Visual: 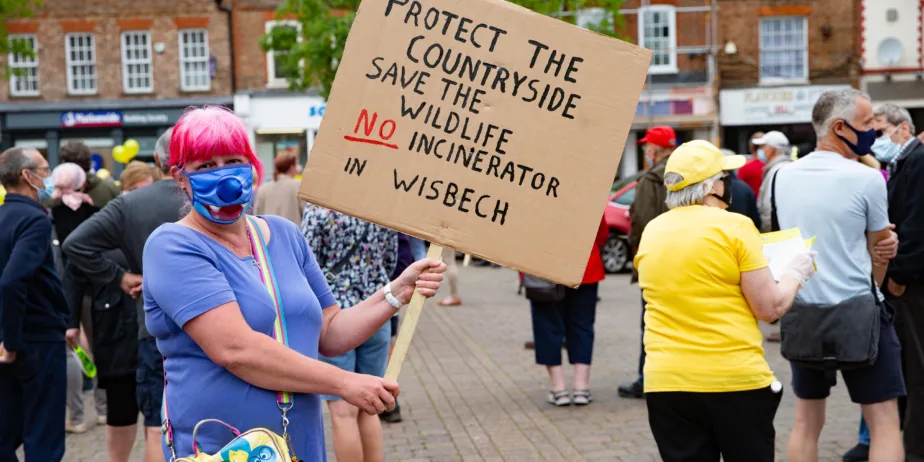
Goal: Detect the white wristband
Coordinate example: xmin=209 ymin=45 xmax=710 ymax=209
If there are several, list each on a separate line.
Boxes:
xmin=384 ymin=283 xmax=403 ymax=309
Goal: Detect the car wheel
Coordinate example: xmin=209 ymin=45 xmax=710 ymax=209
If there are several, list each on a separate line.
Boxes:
xmin=601 ymin=234 xmax=629 ymax=274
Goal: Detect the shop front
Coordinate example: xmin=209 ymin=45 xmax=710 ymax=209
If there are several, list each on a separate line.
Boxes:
xmin=0 ymin=97 xmax=231 ymax=176
xmin=233 ymin=92 xmax=326 ymax=182
xmin=719 ymin=84 xmax=852 ymax=155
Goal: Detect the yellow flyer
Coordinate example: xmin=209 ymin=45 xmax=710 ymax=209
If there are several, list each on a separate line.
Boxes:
xmin=760 ymin=228 xmax=816 ymax=280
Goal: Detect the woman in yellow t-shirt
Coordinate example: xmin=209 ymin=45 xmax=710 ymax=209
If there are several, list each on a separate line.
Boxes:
xmin=635 ymin=140 xmax=817 ymax=462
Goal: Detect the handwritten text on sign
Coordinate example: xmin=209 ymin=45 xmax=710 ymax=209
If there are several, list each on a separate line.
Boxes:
xmin=300 ymin=0 xmax=651 ymax=286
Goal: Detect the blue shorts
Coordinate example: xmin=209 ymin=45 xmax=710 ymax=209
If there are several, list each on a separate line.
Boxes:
xmin=790 ymin=303 xmax=906 ymax=405
xmin=320 ymin=322 xmax=391 ymax=401
xmin=136 ymin=337 xmax=164 ymax=427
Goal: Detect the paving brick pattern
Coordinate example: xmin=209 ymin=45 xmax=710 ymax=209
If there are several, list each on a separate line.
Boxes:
xmin=54 ymin=266 xmax=860 ymax=461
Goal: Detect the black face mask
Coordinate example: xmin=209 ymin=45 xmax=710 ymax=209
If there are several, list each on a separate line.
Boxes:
xmin=711 ymin=175 xmax=733 ymax=207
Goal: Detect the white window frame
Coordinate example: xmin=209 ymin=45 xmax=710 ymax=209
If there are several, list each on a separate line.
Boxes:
xmin=576 ymin=8 xmax=607 ymax=30
xmin=265 ymin=20 xmax=302 ymax=89
xmin=178 ymin=29 xmax=210 ymax=92
xmin=8 ymin=34 xmax=39 ymax=97
xmin=759 ymin=16 xmax=809 ymax=85
xmin=65 ymin=33 xmax=97 ymax=95
xmin=638 ymin=5 xmax=678 ymax=75
xmin=121 ymin=31 xmax=153 ymax=94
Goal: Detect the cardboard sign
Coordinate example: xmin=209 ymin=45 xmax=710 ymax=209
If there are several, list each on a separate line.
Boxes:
xmin=299 ymin=0 xmax=651 ymax=286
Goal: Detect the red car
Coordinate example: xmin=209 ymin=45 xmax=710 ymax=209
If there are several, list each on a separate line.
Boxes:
xmin=601 ymin=176 xmax=639 ymax=273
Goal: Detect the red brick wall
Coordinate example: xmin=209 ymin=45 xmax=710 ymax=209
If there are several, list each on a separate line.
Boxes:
xmin=0 ymin=0 xmax=233 ymax=102
xmin=717 ymin=0 xmax=860 ymax=88
xmin=618 ymin=0 xmax=713 ymax=74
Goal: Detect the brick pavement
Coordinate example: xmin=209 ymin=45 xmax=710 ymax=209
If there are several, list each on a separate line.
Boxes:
xmin=54 ymin=266 xmax=860 ymax=461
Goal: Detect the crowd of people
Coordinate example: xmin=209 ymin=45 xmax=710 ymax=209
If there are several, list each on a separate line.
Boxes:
xmin=1 ymin=88 xmax=923 ymax=462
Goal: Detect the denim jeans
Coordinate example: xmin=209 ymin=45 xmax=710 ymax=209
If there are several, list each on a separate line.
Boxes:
xmin=530 ymin=284 xmax=597 ymax=366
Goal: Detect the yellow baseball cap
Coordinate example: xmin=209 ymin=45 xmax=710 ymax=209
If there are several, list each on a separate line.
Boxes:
xmin=664 ymin=140 xmax=747 ymax=191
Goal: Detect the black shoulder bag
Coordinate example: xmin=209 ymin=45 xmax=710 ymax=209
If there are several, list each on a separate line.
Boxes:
xmin=323 ymin=224 xmax=375 ymax=284
xmin=521 ymin=274 xmax=566 ymax=302
xmin=771 ymin=171 xmax=882 ymax=386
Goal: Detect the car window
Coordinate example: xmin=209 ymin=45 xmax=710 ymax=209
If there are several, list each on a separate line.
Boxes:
xmin=612 ymin=187 xmax=636 ymax=206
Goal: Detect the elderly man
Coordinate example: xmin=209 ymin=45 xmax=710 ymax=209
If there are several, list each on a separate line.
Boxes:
xmin=775 ymin=89 xmax=905 ymax=462
xmin=0 ymin=147 xmax=69 ymax=462
xmin=619 ymin=125 xmax=676 ymax=399
xmin=63 ymin=130 xmax=183 ymax=462
xmin=753 ymin=131 xmax=792 ymax=233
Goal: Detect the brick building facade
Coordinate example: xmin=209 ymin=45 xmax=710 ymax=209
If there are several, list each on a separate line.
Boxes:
xmin=0 ymin=0 xmax=234 ymax=172
xmin=716 ymin=0 xmax=861 ymax=153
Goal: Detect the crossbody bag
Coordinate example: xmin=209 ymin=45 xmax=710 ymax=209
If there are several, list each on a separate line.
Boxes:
xmin=323 ymin=223 xmax=374 ymax=284
xmin=770 ymin=171 xmax=881 ymax=386
xmin=164 ymin=217 xmax=299 ymax=462
xmin=521 ymin=273 xmax=566 ymax=302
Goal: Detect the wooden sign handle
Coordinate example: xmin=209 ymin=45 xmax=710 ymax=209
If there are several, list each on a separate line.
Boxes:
xmin=384 ymin=243 xmax=444 ymax=382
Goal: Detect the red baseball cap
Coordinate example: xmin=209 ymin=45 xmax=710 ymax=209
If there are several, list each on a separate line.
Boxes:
xmin=638 ymin=126 xmax=677 ymax=149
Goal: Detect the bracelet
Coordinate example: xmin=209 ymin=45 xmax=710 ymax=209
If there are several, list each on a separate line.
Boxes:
xmin=384 ymin=283 xmax=403 ymax=309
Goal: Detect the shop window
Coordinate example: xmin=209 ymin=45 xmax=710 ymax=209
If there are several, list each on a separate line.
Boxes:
xmin=638 ymin=5 xmax=677 ymax=75
xmin=759 ymin=16 xmax=808 ymax=84
xmin=8 ymin=34 xmax=39 ymax=97
xmin=265 ymin=20 xmax=302 ymax=89
xmin=66 ymin=33 xmax=97 ymax=95
xmin=179 ymin=29 xmax=210 ymax=91
xmin=121 ymin=31 xmax=153 ymax=94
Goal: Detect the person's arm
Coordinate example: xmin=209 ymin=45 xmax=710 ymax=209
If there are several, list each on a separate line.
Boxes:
xmin=319 ymin=259 xmax=444 ymax=357
xmin=734 ymin=221 xmax=815 ymax=322
xmin=62 ymin=197 xmax=128 ymax=287
xmin=0 ymin=215 xmax=53 ymax=352
xmin=861 ymin=175 xmax=895 ymax=286
xmin=144 ymin=229 xmax=400 ymax=414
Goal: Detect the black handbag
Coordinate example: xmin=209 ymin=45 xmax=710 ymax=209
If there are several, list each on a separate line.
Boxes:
xmin=522 ymin=274 xmax=566 ymax=302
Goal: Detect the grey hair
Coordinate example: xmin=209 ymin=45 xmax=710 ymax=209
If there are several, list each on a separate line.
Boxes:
xmin=664 ymin=172 xmax=723 ymax=209
xmin=812 ymin=88 xmax=871 ymax=139
xmin=873 ymin=103 xmax=916 ymax=134
xmin=154 ymin=128 xmax=173 ymax=175
xmin=0 ymin=147 xmax=39 ymax=189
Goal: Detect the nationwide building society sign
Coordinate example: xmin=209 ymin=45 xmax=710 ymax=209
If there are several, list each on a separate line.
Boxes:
xmin=719 ymin=85 xmax=851 ymax=126
xmin=61 ymin=111 xmax=123 ymax=128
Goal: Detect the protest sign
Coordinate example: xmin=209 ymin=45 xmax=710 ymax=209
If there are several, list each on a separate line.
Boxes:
xmin=299 ymin=0 xmax=652 ymax=287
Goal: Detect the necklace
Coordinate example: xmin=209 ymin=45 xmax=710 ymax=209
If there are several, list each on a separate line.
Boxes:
xmin=199 ymin=226 xmax=257 ymax=266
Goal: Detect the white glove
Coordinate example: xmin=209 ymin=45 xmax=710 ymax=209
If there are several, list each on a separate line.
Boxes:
xmin=781 ymin=250 xmax=817 ymax=286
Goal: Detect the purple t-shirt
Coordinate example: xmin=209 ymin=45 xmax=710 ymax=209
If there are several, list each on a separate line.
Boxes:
xmin=143 ymin=215 xmax=336 ymax=462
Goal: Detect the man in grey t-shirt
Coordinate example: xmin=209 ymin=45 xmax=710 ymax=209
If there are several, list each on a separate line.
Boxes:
xmin=774 ymin=89 xmax=905 ymax=461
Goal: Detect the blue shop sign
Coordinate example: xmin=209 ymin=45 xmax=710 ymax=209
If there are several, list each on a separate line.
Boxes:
xmin=61 ymin=111 xmax=123 ymax=128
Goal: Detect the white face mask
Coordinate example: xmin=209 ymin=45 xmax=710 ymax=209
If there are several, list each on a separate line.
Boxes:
xmin=871 ymin=126 xmax=901 ymax=164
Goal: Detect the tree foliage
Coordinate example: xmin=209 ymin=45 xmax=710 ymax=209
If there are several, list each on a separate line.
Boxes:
xmin=262 ymin=0 xmax=625 ymax=99
xmin=1 ymin=0 xmax=41 ymax=76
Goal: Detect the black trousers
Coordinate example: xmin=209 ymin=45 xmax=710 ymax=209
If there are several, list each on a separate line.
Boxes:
xmin=0 ymin=341 xmax=67 ymax=462
xmin=892 ymin=284 xmax=924 ymax=460
xmin=647 ymin=386 xmax=782 ymax=462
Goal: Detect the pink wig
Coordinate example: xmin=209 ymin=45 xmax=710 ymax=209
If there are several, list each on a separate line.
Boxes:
xmin=169 ymin=106 xmax=264 ymax=184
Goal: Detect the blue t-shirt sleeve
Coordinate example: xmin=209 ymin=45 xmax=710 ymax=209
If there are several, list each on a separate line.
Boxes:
xmin=291 ymin=223 xmax=337 ymax=309
xmin=863 ymin=174 xmax=890 ymax=232
xmin=143 ymin=227 xmax=237 ymax=328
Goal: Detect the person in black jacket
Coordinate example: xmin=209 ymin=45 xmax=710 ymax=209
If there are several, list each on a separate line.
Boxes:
xmin=63 ymin=129 xmax=184 ymax=462
xmin=0 ymin=147 xmax=69 ymax=462
xmin=721 ymin=149 xmax=761 ymax=230
xmin=865 ymin=103 xmax=924 ymax=461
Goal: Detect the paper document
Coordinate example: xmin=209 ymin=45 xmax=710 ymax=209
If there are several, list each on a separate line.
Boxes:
xmin=760 ymin=228 xmax=816 ymax=281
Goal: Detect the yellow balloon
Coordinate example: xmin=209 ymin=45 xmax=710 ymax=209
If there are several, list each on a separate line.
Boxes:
xmin=112 ymin=145 xmax=128 ymax=164
xmin=96 ymin=168 xmax=111 ymax=180
xmin=123 ymin=139 xmax=140 ymax=158
xmin=0 ymin=185 xmax=6 ymax=206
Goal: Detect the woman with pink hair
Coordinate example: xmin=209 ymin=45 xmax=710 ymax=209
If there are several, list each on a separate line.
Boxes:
xmin=142 ymin=106 xmax=447 ymax=462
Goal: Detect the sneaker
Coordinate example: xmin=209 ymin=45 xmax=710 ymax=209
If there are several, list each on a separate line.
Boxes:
xmin=842 ymin=443 xmax=869 ymax=462
xmin=617 ymin=380 xmax=645 ymax=399
xmin=547 ymin=390 xmax=571 ymax=406
xmin=379 ymin=401 xmax=402 ymax=423
xmin=572 ymin=390 xmax=593 ymax=405
xmin=66 ymin=421 xmax=88 ymax=434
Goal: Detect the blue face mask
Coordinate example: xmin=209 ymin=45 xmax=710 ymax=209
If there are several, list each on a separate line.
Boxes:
xmin=29 ymin=170 xmax=55 ymax=202
xmin=183 ymin=164 xmax=254 ymax=225
xmin=757 ymin=148 xmax=767 ymax=163
xmin=871 ymin=133 xmax=901 ymax=164
xmin=837 ymin=120 xmax=878 ymax=156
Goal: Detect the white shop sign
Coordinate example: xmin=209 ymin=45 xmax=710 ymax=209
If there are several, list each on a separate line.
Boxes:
xmin=720 ymin=85 xmax=852 ymax=126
